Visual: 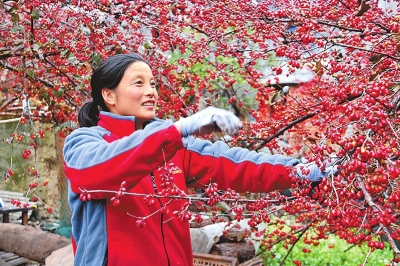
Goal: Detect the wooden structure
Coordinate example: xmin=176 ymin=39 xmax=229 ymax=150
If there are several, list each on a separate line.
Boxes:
xmin=0 ymin=190 xmax=34 ymax=226
xmin=0 ymin=206 xmax=35 ymax=226
xmin=0 ymin=251 xmax=30 ymax=266
xmin=193 ymin=252 xmax=239 ymax=266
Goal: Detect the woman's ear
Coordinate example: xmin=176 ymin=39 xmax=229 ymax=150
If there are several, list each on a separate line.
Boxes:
xmin=102 ymin=88 xmax=116 ymax=106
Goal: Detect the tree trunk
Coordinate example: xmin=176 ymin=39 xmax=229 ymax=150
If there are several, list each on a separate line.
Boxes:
xmin=211 ymin=242 xmax=255 ymax=263
xmin=55 ymin=133 xmax=71 ymax=227
xmin=0 ymin=223 xmax=70 ymax=263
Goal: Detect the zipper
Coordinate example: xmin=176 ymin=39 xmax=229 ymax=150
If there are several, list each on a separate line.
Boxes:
xmin=151 ymin=172 xmax=170 ymax=266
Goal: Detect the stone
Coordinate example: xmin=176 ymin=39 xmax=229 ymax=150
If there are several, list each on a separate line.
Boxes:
xmin=45 ymin=244 xmax=73 ymax=266
xmin=0 ymin=223 xmax=70 ymax=263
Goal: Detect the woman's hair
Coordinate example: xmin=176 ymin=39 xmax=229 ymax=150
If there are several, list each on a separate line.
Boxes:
xmin=78 ymin=53 xmax=150 ymax=127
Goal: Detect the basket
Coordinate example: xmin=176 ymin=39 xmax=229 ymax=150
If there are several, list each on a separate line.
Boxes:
xmin=193 ymin=252 xmax=239 ymax=266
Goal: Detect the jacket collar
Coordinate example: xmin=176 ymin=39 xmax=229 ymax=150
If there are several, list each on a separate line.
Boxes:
xmin=97 ymin=111 xmax=137 ymax=138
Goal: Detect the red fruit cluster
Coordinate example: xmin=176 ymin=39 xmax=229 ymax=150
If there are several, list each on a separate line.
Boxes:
xmin=11 ymin=199 xmax=22 ymax=207
xmin=6 ymin=169 xmax=14 ymax=177
xmin=372 ymin=209 xmax=397 ymax=227
xmin=173 ymin=202 xmax=192 ymax=223
xmin=205 ymin=183 xmax=221 ymax=206
xmin=42 ymin=179 xmax=49 ymax=186
xmin=367 ymin=241 xmax=385 ymax=250
xmin=232 ymin=206 xmax=244 ymax=221
xmin=27 ymin=167 xmax=38 ymax=176
xmin=110 ymin=181 xmax=127 ymax=206
xmin=21 ymin=149 xmax=32 ymax=159
xmin=136 ymin=219 xmax=146 ymax=228
xmin=247 ymin=211 xmax=270 ymax=227
xmin=365 ymin=174 xmax=388 ymax=194
xmin=16 ymin=134 xmax=24 ymax=142
xmin=158 ymin=164 xmax=185 ymax=197
xmin=143 ymin=195 xmax=155 ymax=207
xmin=193 ymin=213 xmax=203 ymax=224
xmin=79 ymin=191 xmax=92 ymax=202
xmin=2 ymin=0 xmax=400 ymax=260
xmin=28 ymin=182 xmax=39 ymax=189
xmin=38 ymin=130 xmax=45 ymax=138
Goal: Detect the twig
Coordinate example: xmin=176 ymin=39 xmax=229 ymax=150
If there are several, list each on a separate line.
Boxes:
xmin=362 ymin=248 xmax=372 ymax=266
xmin=81 ymin=188 xmax=296 ymax=204
xmin=357 ymin=176 xmax=400 ymax=258
xmin=279 ymin=221 xmax=312 ymax=266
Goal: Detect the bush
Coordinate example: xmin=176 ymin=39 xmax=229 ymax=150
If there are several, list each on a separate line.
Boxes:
xmin=260 ymin=229 xmax=394 ymax=266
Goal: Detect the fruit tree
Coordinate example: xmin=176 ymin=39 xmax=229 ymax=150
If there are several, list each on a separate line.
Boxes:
xmin=1 ymin=0 xmax=400 ymax=263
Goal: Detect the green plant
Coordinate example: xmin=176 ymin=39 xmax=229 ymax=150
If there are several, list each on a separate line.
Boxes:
xmin=260 ymin=227 xmax=394 ymax=266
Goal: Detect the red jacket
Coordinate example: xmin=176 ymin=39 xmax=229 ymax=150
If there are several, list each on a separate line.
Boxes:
xmin=63 ymin=112 xmax=299 ymax=266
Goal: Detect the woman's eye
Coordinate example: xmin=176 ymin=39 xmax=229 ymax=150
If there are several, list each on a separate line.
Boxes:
xmin=133 ymin=81 xmax=143 ymax=85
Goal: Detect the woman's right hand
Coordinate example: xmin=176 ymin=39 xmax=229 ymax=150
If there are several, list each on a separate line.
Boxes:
xmin=176 ymin=106 xmax=242 ymax=137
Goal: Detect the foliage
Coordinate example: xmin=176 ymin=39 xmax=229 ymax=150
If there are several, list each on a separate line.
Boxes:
xmin=168 ymin=49 xmax=258 ymax=117
xmin=0 ymin=118 xmax=54 ymax=214
xmin=262 ymin=231 xmax=393 ymax=266
xmin=256 ymin=215 xmax=394 ymax=265
xmin=1 ymin=0 xmax=400 ymax=262
xmin=0 ymin=120 xmax=31 ymax=191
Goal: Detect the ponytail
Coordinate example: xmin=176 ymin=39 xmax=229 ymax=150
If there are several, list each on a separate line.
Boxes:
xmin=78 ymin=100 xmax=100 ymax=127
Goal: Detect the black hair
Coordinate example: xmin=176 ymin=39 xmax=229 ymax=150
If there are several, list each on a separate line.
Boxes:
xmin=78 ymin=53 xmax=150 ymax=127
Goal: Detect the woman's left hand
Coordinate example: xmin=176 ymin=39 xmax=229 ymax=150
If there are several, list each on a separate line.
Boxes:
xmin=295 ymin=159 xmax=338 ymax=182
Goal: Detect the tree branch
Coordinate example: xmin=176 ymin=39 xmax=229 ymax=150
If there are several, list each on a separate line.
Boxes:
xmin=0 ymin=96 xmax=18 ymax=112
xmin=279 ymin=220 xmax=312 ymax=266
xmin=330 ymin=40 xmax=400 ymax=61
xmin=356 ymin=176 xmax=400 ymax=258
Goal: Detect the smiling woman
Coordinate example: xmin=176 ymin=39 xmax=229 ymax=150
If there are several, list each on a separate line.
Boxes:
xmin=78 ymin=54 xmax=157 ymax=129
xmin=100 ymin=61 xmax=158 ymax=129
xmin=63 ymin=53 xmax=334 ymax=266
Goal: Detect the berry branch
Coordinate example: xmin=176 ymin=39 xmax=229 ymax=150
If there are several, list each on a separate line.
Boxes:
xmin=357 ymin=175 xmax=400 ymax=257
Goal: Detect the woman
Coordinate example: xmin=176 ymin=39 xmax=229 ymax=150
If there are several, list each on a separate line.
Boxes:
xmin=63 ymin=53 xmax=334 ymax=265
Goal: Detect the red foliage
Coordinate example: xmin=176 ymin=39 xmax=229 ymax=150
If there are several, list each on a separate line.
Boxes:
xmin=1 ymin=0 xmax=400 ymax=262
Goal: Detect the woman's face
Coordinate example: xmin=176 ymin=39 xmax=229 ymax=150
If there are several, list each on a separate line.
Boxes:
xmin=103 ymin=61 xmax=158 ymax=129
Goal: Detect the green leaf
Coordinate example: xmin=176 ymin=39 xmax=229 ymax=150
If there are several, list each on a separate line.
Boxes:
xmin=58 ymin=121 xmax=78 ymax=131
xmin=268 ymin=91 xmax=284 ymax=105
xmin=53 ymin=88 xmax=64 ymax=97
xmin=60 ymin=49 xmax=70 ymax=57
xmin=31 ymin=9 xmax=40 ymax=20
xmin=143 ymin=42 xmax=151 ymax=49
xmin=11 ymin=13 xmax=19 ymax=23
xmin=90 ymin=52 xmax=103 ymax=68
xmin=40 ymin=92 xmax=49 ymax=100
xmin=27 ymin=70 xmax=35 ymax=79
xmin=67 ymin=54 xmax=80 ymax=65
xmin=115 ymin=46 xmax=123 ymax=54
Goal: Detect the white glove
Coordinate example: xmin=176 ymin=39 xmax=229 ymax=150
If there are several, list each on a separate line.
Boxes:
xmin=179 ymin=106 xmax=242 ymax=137
xmin=295 ymin=159 xmax=338 ymax=182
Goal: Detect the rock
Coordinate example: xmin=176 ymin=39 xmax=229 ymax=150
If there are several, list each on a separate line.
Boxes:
xmin=45 ymin=244 xmax=74 ymax=266
xmin=219 ymin=226 xmax=246 ymax=243
xmin=190 ymin=222 xmax=228 ymax=253
xmin=211 ymin=242 xmax=255 ymax=263
xmin=0 ymin=223 xmax=70 ymax=263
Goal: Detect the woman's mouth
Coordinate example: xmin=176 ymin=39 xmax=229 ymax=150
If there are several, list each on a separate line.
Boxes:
xmin=142 ymin=101 xmax=155 ymax=107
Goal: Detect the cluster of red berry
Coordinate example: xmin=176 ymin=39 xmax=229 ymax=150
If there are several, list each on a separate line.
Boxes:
xmin=21 ymin=149 xmax=32 ymax=159
xmin=110 ymin=181 xmax=127 ymax=206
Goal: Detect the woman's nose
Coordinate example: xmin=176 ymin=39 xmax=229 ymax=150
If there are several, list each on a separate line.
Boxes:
xmin=145 ymin=90 xmax=155 ymax=97
xmin=145 ymin=85 xmax=157 ymax=97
